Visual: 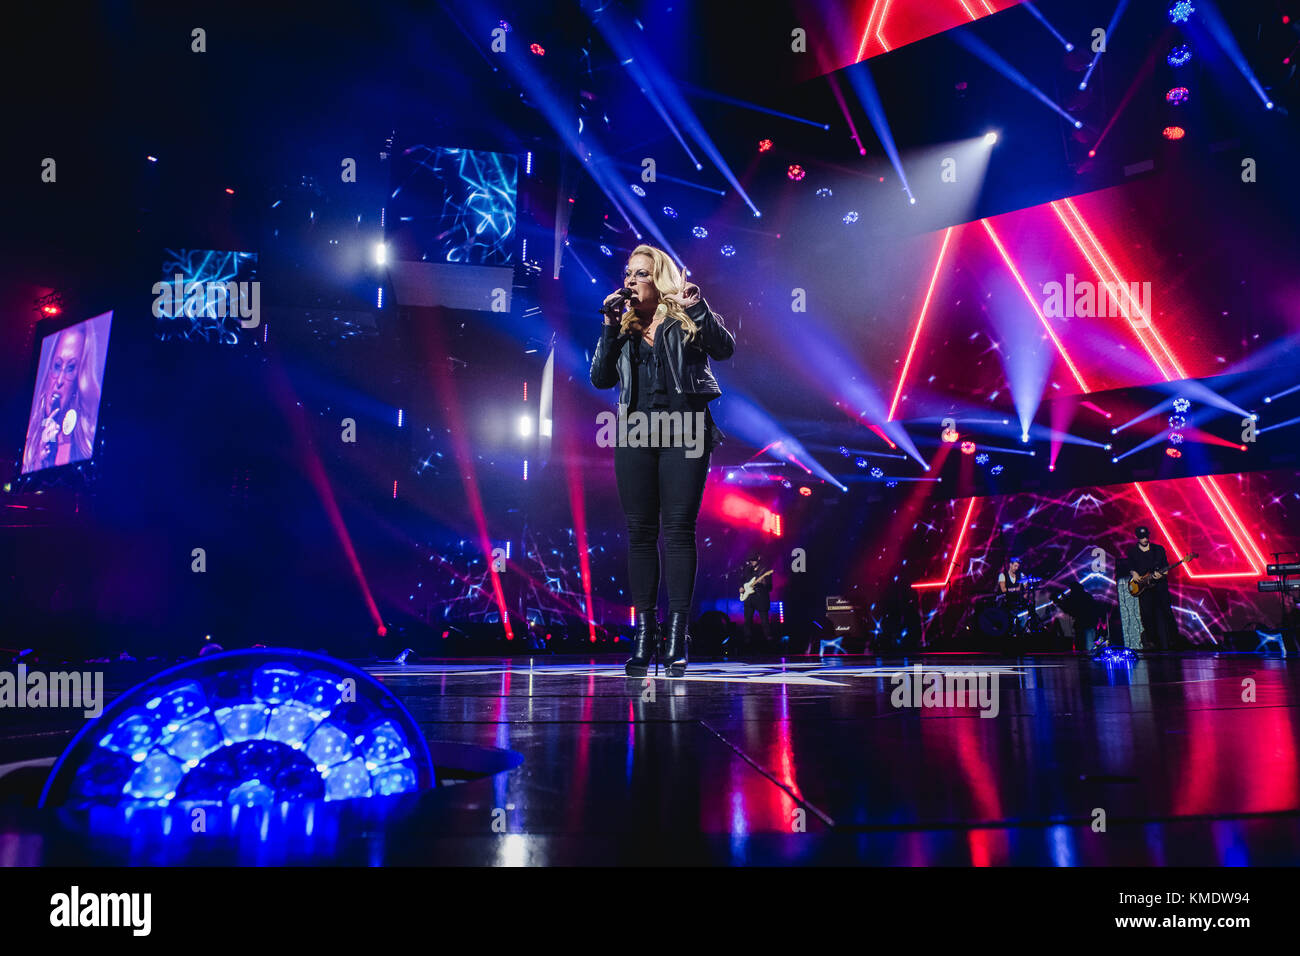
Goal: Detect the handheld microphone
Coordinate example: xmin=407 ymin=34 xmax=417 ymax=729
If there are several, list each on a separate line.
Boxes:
xmin=598 ymin=287 xmax=636 ymax=316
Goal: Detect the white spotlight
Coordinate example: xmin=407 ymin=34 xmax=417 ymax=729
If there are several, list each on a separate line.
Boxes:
xmin=375 ymin=242 xmax=389 ymax=266
xmin=984 ymin=131 xmax=999 ymax=145
xmin=518 ymin=415 xmax=533 ymax=438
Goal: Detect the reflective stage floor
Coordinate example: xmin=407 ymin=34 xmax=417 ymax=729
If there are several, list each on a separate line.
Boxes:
xmin=4 ymin=652 xmax=1300 ymax=865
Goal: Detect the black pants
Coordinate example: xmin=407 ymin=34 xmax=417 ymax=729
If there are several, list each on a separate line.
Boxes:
xmin=1138 ymin=588 xmax=1177 ymax=649
xmin=614 ymin=433 xmax=712 ymax=614
xmin=743 ymin=596 xmax=770 ymax=641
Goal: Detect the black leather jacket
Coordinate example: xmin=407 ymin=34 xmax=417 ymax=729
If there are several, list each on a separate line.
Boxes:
xmin=590 ymin=298 xmax=735 ymax=443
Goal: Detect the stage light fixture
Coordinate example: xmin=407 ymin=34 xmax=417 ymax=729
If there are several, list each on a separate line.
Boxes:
xmin=1172 ymin=398 xmax=1190 ymax=413
xmin=530 ymin=42 xmax=545 ymax=55
xmin=40 ymin=649 xmax=435 ymax=814
xmin=35 ymin=292 xmax=63 ymax=317
xmin=1168 ymin=45 xmax=1192 ymax=66
xmin=692 ymin=226 xmax=708 ymax=238
xmin=1168 ymin=2 xmax=1194 ymax=24
xmin=983 ymin=131 xmax=998 ymax=145
xmin=721 ymin=245 xmax=735 ymax=257
xmin=838 ymin=445 xmax=850 ymax=456
xmin=1088 ymin=149 xmax=1097 ymax=157
xmin=816 ymin=187 xmax=833 ymax=198
xmin=856 ymin=457 xmax=868 ymax=468
xmin=961 ymin=441 xmax=976 ymax=455
xmin=870 ymin=466 xmax=884 ymax=478
xmin=1166 ymin=447 xmax=1182 ymax=458
xmin=518 ymin=415 xmax=533 ymax=437
xmin=374 ymin=242 xmax=388 ymax=266
xmin=975 ymin=453 xmax=989 ymax=465
xmin=1166 ymin=87 xmax=1190 ymax=104
xmin=599 ymin=245 xmax=612 ymax=256
xmin=1163 ymin=126 xmax=1186 ymax=140
xmin=787 ymin=165 xmax=805 ymax=181
xmin=843 ymin=211 xmax=859 ymax=224
xmin=758 ymin=139 xmax=773 ymax=152
xmin=662 ymin=206 xmax=677 ymax=218
xmin=799 ymin=486 xmax=811 ymax=496
xmin=782 ymin=479 xmax=792 ymax=489
xmin=631 ymin=184 xmax=646 ymax=197
xmin=1168 ymin=414 xmax=1187 ymax=430
xmin=991 ymin=465 xmax=1004 ymax=475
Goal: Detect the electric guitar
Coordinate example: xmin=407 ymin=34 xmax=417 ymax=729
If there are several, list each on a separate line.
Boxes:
xmin=1128 ymin=552 xmax=1197 ymax=595
xmin=739 ymin=569 xmax=773 ymax=601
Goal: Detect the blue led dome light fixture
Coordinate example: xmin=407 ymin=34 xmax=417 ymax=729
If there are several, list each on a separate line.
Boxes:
xmin=40 ymin=648 xmax=436 ymax=813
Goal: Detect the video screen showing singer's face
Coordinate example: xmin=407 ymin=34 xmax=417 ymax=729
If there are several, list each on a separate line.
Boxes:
xmin=21 ymin=312 xmax=113 ymax=475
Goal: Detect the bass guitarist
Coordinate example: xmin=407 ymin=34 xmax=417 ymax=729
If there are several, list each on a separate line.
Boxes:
xmin=1126 ymin=525 xmax=1179 ymax=650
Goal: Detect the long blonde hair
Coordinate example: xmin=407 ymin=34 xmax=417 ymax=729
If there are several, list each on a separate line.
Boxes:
xmin=618 ymin=244 xmax=700 ymax=341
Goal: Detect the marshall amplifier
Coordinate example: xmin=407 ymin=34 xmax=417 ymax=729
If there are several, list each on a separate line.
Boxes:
xmin=825 ymin=596 xmax=867 ymax=652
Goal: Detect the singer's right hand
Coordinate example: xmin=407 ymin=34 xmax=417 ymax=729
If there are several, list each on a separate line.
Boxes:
xmin=40 ymin=417 xmax=59 ymax=455
xmin=601 ymin=290 xmax=630 ymax=325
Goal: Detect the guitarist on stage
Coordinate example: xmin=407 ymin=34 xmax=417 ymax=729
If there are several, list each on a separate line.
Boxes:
xmin=1126 ymin=525 xmax=1179 ymax=650
xmin=738 ymin=552 xmax=774 ymax=648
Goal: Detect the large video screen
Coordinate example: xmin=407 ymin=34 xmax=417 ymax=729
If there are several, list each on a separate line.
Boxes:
xmin=156 ymin=248 xmax=260 ymax=344
xmin=388 ymin=145 xmax=518 ymax=265
xmin=21 ymin=311 xmax=113 ymax=475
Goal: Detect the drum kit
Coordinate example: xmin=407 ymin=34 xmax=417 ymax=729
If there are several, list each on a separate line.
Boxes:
xmin=974 ymin=576 xmax=1048 ymax=640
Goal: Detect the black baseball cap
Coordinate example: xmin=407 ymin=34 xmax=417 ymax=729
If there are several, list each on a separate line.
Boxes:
xmin=1136 ymin=526 xmax=1151 ymax=539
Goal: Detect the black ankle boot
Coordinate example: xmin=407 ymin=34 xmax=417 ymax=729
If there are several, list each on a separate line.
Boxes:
xmin=625 ymin=611 xmax=661 ymax=676
xmin=663 ymin=611 xmax=689 ymax=677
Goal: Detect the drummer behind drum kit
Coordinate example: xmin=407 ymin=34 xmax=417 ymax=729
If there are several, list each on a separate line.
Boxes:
xmin=974 ymin=576 xmax=1048 ymax=640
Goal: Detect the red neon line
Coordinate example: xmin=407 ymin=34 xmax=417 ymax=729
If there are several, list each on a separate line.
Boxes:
xmin=912 ymin=497 xmax=979 ymax=589
xmin=1199 ymin=475 xmax=1267 ymax=572
xmin=981 ymin=218 xmax=1091 ymax=392
xmin=888 ymin=226 xmax=954 ymax=420
xmin=1058 ymin=198 xmax=1187 ymax=378
xmin=1133 ymin=483 xmax=1260 ymax=580
xmin=1050 ymin=202 xmax=1175 ymax=379
xmin=876 ymin=0 xmax=895 ymax=51
xmin=1058 ymin=199 xmax=1269 ymax=579
xmin=856 ymin=0 xmax=885 ymax=62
